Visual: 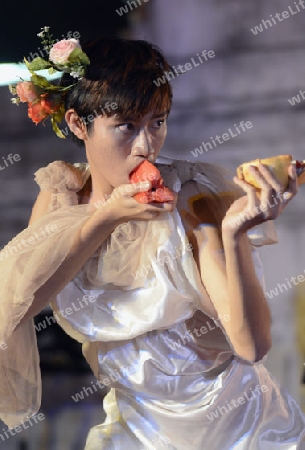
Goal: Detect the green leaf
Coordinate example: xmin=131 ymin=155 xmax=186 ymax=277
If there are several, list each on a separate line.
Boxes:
xmin=51 ymin=116 xmax=66 ymax=139
xmin=26 ymin=57 xmax=52 ymax=71
xmin=53 ymin=104 xmax=65 ymax=123
xmin=30 ymin=74 xmax=65 ymax=92
xmin=48 ymin=67 xmax=59 ymax=75
xmin=23 ymin=58 xmax=31 ymax=69
xmin=68 ymin=47 xmax=90 ymax=66
xmin=30 ymin=74 xmax=53 ymax=89
xmin=8 ymin=84 xmax=17 ymax=95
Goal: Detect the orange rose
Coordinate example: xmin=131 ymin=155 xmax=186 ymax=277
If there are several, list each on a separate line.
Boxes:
xmin=28 ymin=102 xmax=49 ymax=124
xmin=16 ymin=82 xmax=38 ymax=103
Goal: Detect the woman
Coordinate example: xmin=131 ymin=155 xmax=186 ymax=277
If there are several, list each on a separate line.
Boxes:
xmin=1 ymin=33 xmax=305 ymax=449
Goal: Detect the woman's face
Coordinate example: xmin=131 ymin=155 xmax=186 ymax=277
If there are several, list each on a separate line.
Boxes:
xmin=83 ymin=110 xmax=168 ymax=200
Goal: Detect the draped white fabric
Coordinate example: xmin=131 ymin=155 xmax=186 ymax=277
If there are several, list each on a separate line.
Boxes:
xmin=0 ymin=158 xmax=304 ymax=449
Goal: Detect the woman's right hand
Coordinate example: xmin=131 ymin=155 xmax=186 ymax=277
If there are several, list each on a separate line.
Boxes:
xmin=93 ymin=181 xmax=177 ymax=225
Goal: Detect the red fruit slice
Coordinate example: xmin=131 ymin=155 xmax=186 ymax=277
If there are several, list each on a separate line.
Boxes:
xmin=130 ymin=160 xmax=162 ymax=188
xmin=130 ymin=160 xmax=174 ymax=203
xmin=152 ymin=187 xmax=174 ymax=202
xmin=133 ymin=192 xmax=151 ymax=204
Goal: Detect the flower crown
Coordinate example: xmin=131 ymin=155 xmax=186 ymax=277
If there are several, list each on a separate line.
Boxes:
xmin=9 ymin=26 xmax=90 ymax=138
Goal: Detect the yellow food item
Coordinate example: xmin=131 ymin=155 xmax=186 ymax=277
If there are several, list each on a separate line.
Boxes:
xmin=236 ymin=155 xmax=293 ymax=189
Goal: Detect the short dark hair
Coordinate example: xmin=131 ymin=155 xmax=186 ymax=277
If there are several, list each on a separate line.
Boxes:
xmin=61 ymin=36 xmax=173 ymax=145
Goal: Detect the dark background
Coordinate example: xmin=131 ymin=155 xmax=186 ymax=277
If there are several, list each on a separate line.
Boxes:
xmin=0 ymin=1 xmax=128 ymax=62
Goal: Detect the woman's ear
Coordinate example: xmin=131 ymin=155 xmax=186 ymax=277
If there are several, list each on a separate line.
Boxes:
xmin=65 ymin=109 xmax=88 ymax=141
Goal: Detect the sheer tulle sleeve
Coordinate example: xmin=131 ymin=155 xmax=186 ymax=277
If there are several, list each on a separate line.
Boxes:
xmin=0 ymin=161 xmax=91 ymax=428
xmin=34 ymin=160 xmax=84 ymax=211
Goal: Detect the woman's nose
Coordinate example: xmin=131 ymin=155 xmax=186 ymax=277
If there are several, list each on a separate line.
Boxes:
xmin=131 ymin=130 xmax=151 ymax=157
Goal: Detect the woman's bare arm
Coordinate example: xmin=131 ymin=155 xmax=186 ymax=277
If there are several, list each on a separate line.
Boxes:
xmin=177 ymin=182 xmax=271 ymax=363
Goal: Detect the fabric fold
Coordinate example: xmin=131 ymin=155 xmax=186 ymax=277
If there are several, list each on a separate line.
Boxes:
xmin=52 ymin=209 xmax=217 ymax=344
xmin=0 ymin=205 xmax=92 ymax=427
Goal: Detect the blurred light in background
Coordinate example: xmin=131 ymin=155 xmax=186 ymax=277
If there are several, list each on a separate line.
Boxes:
xmin=0 ymin=64 xmax=60 ymax=86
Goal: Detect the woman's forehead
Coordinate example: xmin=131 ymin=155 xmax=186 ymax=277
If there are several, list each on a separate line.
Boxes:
xmin=111 ymin=110 xmax=170 ymax=122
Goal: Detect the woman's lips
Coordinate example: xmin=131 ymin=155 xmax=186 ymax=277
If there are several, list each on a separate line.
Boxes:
xmin=130 ymin=160 xmax=147 ymax=177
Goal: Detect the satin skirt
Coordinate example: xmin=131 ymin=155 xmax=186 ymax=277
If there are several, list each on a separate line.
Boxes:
xmin=84 ymin=353 xmax=305 ymax=449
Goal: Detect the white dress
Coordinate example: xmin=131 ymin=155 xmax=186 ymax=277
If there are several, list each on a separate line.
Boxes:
xmin=0 ymin=157 xmax=304 ymax=449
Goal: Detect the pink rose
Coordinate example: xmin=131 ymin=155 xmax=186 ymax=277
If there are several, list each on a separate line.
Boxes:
xmin=49 ymin=39 xmax=81 ymax=65
xmin=16 ymin=81 xmax=38 ymax=103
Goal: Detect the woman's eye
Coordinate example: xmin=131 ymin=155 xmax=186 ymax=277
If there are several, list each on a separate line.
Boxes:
xmin=117 ymin=123 xmax=135 ymax=132
xmin=153 ymin=119 xmax=166 ymax=129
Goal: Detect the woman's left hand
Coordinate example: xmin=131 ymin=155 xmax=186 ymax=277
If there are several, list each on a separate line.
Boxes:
xmin=222 ymin=163 xmax=298 ymax=236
